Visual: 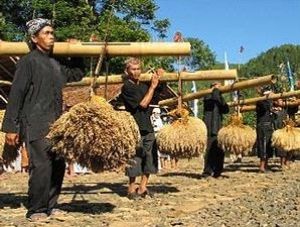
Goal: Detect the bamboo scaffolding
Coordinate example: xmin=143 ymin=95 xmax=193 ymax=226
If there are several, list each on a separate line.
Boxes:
xmin=159 ymin=75 xmax=276 ymax=107
xmin=228 ymin=90 xmax=300 ymax=107
xmin=0 ymin=41 xmax=191 ymax=56
xmin=67 ymin=69 xmax=237 ymax=86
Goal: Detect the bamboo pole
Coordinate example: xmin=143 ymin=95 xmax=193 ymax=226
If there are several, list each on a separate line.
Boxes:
xmin=0 ymin=41 xmax=191 ymax=56
xmin=238 ymin=105 xmax=256 ymax=112
xmin=0 ymin=69 xmax=237 ymax=87
xmin=237 ymin=100 xmax=300 ymax=113
xmin=67 ymin=69 xmax=237 ymax=87
xmin=159 ymin=75 xmax=276 ymax=107
xmin=228 ymin=90 xmax=300 ymax=107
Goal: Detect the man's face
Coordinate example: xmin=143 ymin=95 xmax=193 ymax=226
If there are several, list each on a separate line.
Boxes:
xmin=212 ymin=82 xmax=221 ymax=89
xmin=31 ymin=25 xmax=55 ymax=52
xmin=126 ymin=63 xmax=141 ymax=80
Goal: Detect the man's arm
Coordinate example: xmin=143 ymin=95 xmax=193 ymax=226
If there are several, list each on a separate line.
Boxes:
xmin=139 ymin=69 xmax=163 ymax=108
xmin=2 ymin=58 xmax=32 ymax=146
xmin=59 ymin=57 xmax=85 ymax=83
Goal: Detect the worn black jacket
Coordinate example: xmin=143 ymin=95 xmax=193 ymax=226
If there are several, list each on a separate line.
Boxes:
xmin=203 ymin=88 xmax=229 ymax=137
xmin=1 ymin=49 xmax=84 ymax=141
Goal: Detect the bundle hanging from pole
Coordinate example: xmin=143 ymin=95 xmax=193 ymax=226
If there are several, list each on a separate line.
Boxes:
xmin=156 ymin=108 xmax=207 ymax=159
xmin=0 ymin=110 xmax=19 ymax=167
xmin=47 ymin=96 xmax=140 ymax=172
xmin=217 ymin=114 xmax=256 ymax=155
xmin=271 ymin=119 xmax=300 ymax=153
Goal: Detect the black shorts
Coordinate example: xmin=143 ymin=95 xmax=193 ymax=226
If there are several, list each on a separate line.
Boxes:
xmin=126 ymin=132 xmax=158 ymax=177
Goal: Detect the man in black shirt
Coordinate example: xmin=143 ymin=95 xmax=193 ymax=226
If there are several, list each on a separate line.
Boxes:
xmin=202 ymin=82 xmax=229 ymax=178
xmin=1 ymin=18 xmax=84 ymax=221
xmin=121 ymin=58 xmax=162 ymax=199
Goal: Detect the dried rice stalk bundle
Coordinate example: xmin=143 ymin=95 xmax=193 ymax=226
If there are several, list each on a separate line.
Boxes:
xmin=156 ymin=108 xmax=207 ymax=159
xmin=272 ymin=119 xmax=300 ymax=152
xmin=47 ymin=96 xmax=140 ymax=172
xmin=0 ymin=110 xmax=19 ymax=166
xmin=217 ymin=114 xmax=256 ymax=155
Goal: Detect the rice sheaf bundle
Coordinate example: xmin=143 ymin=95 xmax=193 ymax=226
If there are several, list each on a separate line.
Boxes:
xmin=272 ymin=119 xmax=300 ymax=152
xmin=217 ymin=114 xmax=256 ymax=155
xmin=156 ymin=108 xmax=207 ymax=159
xmin=47 ymin=96 xmax=140 ymax=172
xmin=0 ymin=110 xmax=19 ymax=166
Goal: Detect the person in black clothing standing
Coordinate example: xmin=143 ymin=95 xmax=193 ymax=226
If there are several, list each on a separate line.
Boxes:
xmin=272 ymin=98 xmax=288 ymax=167
xmin=121 ymin=58 xmax=163 ymax=199
xmin=256 ymin=86 xmax=274 ymax=173
xmin=202 ymin=82 xmax=229 ymax=178
xmin=1 ymin=18 xmax=84 ymax=221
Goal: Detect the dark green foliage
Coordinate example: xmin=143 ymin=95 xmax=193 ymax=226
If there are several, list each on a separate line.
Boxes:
xmin=239 ymin=44 xmax=300 ymax=80
xmin=183 ymin=37 xmax=216 ymax=71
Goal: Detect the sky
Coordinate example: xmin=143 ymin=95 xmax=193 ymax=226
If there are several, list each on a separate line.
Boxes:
xmin=154 ymin=0 xmax=300 ymax=64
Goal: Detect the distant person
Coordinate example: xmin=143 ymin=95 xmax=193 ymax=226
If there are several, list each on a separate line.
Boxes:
xmin=202 ymin=82 xmax=229 ymax=178
xmin=256 ymin=86 xmax=274 ymax=173
xmin=150 ymin=107 xmax=172 ymax=171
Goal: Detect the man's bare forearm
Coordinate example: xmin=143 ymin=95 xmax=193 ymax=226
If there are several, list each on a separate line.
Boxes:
xmin=139 ymin=86 xmax=156 ymax=108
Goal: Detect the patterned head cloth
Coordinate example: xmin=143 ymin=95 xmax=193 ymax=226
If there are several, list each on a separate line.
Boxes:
xmin=26 ymin=18 xmax=52 ymax=35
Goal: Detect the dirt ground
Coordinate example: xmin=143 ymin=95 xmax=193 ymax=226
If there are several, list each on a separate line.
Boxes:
xmin=0 ymin=156 xmax=299 ymax=227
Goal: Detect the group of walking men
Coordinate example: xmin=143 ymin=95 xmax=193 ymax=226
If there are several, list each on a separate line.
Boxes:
xmin=1 ymin=18 xmax=297 ymax=222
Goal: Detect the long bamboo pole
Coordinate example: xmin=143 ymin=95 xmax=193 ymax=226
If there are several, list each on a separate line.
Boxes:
xmin=159 ymin=75 xmax=276 ymax=107
xmin=0 ymin=69 xmax=237 ymax=87
xmin=228 ymin=90 xmax=300 ymax=107
xmin=0 ymin=41 xmax=191 ymax=56
xmin=237 ymin=100 xmax=300 ymax=113
xmin=67 ymin=69 xmax=237 ymax=86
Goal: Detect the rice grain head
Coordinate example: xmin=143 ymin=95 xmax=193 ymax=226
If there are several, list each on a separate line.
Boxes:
xmin=157 ymin=109 xmax=207 ymax=159
xmin=217 ymin=114 xmax=256 ymax=155
xmin=272 ymin=120 xmax=300 ymax=153
xmin=47 ymin=96 xmax=140 ymax=172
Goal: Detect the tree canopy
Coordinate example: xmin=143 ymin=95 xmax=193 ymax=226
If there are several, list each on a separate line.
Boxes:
xmin=240 ymin=44 xmax=300 ymax=79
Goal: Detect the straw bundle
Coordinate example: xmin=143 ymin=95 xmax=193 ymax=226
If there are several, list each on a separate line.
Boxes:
xmin=217 ymin=114 xmax=256 ymax=155
xmin=156 ymin=108 xmax=207 ymax=159
xmin=47 ymin=96 xmax=140 ymax=172
xmin=0 ymin=110 xmax=19 ymax=166
xmin=271 ymin=120 xmax=300 ymax=152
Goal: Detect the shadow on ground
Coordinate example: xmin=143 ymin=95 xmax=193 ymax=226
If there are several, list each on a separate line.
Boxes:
xmin=59 ymin=201 xmax=116 ymax=214
xmin=223 ymin=162 xmax=282 ymax=173
xmin=0 ymin=193 xmax=27 ymax=209
xmin=62 ymin=182 xmax=180 ymax=197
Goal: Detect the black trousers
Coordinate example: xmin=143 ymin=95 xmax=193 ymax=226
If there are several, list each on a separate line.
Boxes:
xmin=203 ymin=136 xmax=225 ymax=176
xmin=26 ymin=138 xmax=65 ymax=217
xmin=256 ymin=123 xmax=273 ymax=160
xmin=126 ymin=132 xmax=158 ymax=177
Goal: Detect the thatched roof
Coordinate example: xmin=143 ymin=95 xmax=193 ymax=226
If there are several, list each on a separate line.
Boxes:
xmin=63 ymin=83 xmax=185 ymax=112
xmin=63 ymin=84 xmax=123 ymax=108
